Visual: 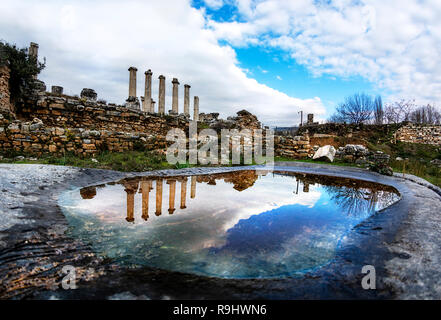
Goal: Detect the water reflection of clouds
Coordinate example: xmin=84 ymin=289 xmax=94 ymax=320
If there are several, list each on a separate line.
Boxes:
xmin=65 ymin=174 xmax=323 ymax=251
xmin=59 ymin=171 xmax=400 ymax=278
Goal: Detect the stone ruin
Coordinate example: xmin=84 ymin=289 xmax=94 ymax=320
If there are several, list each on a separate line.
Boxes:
xmin=80 ymin=88 xmax=98 ymax=102
xmin=125 ymin=66 xmax=200 ymax=121
xmin=0 ymin=42 xmax=273 ymax=159
xmin=306 ymin=113 xmax=319 ymax=126
xmin=2 ymin=42 xmax=203 ymax=121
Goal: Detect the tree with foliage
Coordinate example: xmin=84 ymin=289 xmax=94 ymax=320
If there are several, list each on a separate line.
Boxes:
xmin=328 ymin=93 xmax=378 ymax=124
xmin=0 ymin=41 xmax=45 ymax=104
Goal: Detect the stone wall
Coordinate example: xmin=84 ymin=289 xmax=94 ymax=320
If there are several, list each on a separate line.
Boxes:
xmin=0 ymin=114 xmax=169 ymax=157
xmin=0 ymin=89 xmax=268 ymax=158
xmin=0 ymin=63 xmax=12 ymax=114
xmin=297 ymin=122 xmax=401 ymax=139
xmin=274 ymin=133 xmax=313 ymax=158
xmin=17 ymin=92 xmax=190 ymax=137
xmin=395 ymin=123 xmax=441 ymax=145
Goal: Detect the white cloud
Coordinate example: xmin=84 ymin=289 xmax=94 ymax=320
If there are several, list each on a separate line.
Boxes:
xmin=203 ymin=0 xmax=224 ymax=10
xmin=208 ymin=0 xmax=441 ymax=105
xmin=0 ymin=0 xmax=326 ymax=126
xmin=257 ymin=65 xmax=268 ymax=73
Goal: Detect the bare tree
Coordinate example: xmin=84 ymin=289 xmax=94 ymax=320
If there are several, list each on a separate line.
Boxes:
xmin=328 ymin=93 xmax=376 ymax=124
xmin=409 ymin=104 xmax=441 ymax=124
xmin=373 ymin=95 xmax=384 ymax=124
xmin=384 ymin=99 xmax=416 ymax=124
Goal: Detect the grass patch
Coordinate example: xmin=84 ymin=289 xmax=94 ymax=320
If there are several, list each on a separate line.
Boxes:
xmin=2 ymin=142 xmax=440 ymax=187
xmin=0 ymin=151 xmax=188 ymax=172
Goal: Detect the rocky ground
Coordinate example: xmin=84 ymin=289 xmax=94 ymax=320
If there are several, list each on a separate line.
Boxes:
xmin=0 ymin=163 xmax=440 ymax=299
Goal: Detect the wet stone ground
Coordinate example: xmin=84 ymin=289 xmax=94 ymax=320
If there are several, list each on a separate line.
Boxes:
xmin=0 ymin=163 xmax=440 ymax=299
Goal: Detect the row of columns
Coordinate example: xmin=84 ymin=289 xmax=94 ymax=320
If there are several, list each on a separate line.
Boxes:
xmin=128 ymin=67 xmax=199 ymax=119
xmin=124 ymin=176 xmax=197 ymax=222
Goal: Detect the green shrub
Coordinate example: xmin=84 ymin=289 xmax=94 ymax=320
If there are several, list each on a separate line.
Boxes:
xmin=0 ymin=41 xmax=45 ymax=104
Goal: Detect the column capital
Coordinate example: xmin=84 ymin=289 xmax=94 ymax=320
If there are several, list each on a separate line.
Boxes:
xmin=145 ymin=69 xmax=152 ymax=75
xmin=184 ymin=84 xmax=191 ymax=88
xmin=172 ymin=78 xmax=180 ymax=85
xmin=128 ymin=66 xmax=138 ymax=72
xmin=159 ymin=74 xmax=165 ymax=80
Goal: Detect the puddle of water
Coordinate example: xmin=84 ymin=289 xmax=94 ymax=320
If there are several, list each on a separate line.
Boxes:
xmin=58 ymin=170 xmax=400 ymax=279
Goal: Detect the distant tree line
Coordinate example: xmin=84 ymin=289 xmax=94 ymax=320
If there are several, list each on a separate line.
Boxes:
xmin=328 ymin=93 xmax=441 ymax=125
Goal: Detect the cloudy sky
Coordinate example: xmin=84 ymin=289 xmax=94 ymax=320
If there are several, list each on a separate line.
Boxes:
xmin=1 ymin=0 xmax=440 ymax=126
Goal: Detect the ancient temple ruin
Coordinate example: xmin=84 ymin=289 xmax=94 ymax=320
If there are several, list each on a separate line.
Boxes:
xmin=125 ymin=66 xmax=200 ymax=120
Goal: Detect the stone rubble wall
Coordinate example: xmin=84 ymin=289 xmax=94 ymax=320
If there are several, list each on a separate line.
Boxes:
xmin=0 ymin=89 xmax=267 ymax=157
xmin=17 ymin=92 xmax=190 ymax=137
xmin=0 ymin=114 xmax=169 ymax=157
xmin=274 ymin=134 xmax=313 ymax=159
xmin=395 ymin=123 xmax=441 ymax=145
xmin=0 ymin=64 xmax=13 ymax=114
xmin=297 ymin=122 xmax=402 ymax=138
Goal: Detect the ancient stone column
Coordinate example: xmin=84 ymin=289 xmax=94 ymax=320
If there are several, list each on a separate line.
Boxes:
xmin=167 ymin=179 xmax=177 ymax=214
xmin=171 ymin=78 xmax=179 ymax=114
xmin=155 ymin=179 xmax=163 ymax=216
xmin=183 ymin=84 xmax=190 ymax=116
xmin=29 ymin=42 xmax=39 ymax=59
xmin=144 ymin=70 xmax=153 ymax=113
xmin=141 ymin=180 xmax=152 ymax=221
xmin=29 ymin=42 xmax=39 ymax=79
xmin=151 ymin=99 xmax=156 ymax=112
xmin=158 ymin=75 xmax=166 ymax=115
xmin=193 ymin=96 xmax=199 ymax=121
xmin=180 ymin=178 xmax=188 ymax=209
xmin=128 ymin=67 xmax=137 ymax=98
xmin=190 ymin=176 xmax=196 ymax=199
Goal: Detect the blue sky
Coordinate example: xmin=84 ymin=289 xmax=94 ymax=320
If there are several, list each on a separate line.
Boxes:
xmin=192 ymin=0 xmax=384 ymax=116
xmin=234 ymin=45 xmax=379 ymax=114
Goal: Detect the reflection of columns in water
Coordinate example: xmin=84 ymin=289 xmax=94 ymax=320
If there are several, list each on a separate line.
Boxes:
xmin=180 ymin=178 xmax=188 ymax=209
xmin=303 ymin=182 xmax=310 ymax=193
xmin=190 ymin=176 xmax=196 ymax=199
xmin=167 ymin=179 xmax=177 ymax=214
xmin=125 ymin=186 xmax=137 ymax=222
xmin=155 ymin=179 xmax=163 ymax=216
xmin=140 ymin=180 xmax=152 ymax=221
